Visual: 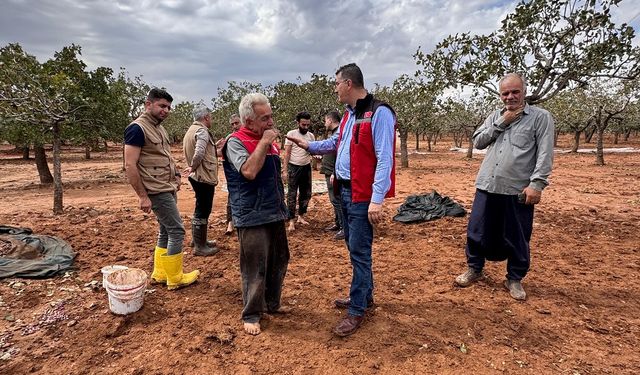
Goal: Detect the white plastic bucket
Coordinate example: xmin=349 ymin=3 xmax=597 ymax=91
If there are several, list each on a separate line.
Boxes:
xmin=104 ymin=268 xmax=148 ymax=315
xmin=101 ymin=265 xmax=128 ymax=288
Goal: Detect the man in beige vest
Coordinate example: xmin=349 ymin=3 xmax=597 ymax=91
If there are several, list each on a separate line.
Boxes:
xmin=182 ymin=104 xmax=223 ymax=256
xmin=124 ymin=88 xmax=199 ymax=290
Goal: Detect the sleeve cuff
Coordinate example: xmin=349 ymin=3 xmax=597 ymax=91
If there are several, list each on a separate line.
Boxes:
xmin=528 ymin=180 xmax=546 ymax=191
xmin=371 ymin=193 xmax=385 ymax=204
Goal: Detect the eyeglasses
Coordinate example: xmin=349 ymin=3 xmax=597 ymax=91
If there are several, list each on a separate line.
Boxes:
xmin=230 ymin=121 xmax=240 ymax=125
xmin=334 ymin=79 xmax=350 ymax=87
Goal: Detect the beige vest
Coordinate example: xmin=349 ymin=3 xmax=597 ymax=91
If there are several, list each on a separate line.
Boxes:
xmin=134 ymin=113 xmax=178 ymax=193
xmin=182 ymin=121 xmax=218 ymax=185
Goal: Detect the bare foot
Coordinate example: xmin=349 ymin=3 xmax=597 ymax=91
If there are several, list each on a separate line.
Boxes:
xmin=287 ymin=221 xmax=296 ymax=231
xmin=297 ymin=216 xmax=309 ymax=225
xmin=225 ymin=221 xmax=233 ymax=235
xmin=243 ymin=321 xmax=261 ymax=335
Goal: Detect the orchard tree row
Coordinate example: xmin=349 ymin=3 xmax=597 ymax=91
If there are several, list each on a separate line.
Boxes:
xmin=1 ymin=0 xmax=638 ymax=213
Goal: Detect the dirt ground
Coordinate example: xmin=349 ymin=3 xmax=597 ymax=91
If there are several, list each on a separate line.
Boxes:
xmin=0 ymin=135 xmax=639 ymax=374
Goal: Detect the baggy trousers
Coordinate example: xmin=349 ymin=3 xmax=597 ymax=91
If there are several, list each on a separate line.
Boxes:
xmin=286 ymin=163 xmax=312 ymax=220
xmin=465 ymin=189 xmax=534 ymax=281
xmin=238 ymin=221 xmax=290 ymax=323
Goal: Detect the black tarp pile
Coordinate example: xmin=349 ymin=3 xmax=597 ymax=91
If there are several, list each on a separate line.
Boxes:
xmin=0 ymin=226 xmax=76 ymax=279
xmin=393 ymin=191 xmax=466 ymax=223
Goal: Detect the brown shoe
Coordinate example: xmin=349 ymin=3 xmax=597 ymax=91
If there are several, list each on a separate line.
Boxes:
xmin=333 ymin=314 xmax=364 ymax=337
xmin=334 ymin=297 xmax=374 ymax=310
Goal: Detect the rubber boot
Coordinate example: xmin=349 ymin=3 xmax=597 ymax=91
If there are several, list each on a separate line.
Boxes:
xmin=192 ymin=219 xmax=220 ymax=256
xmin=161 ymin=252 xmax=200 ymax=290
xmin=150 ymin=246 xmax=167 ymax=284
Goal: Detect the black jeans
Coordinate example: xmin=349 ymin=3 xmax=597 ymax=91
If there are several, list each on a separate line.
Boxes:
xmin=238 ymin=221 xmax=290 ymax=323
xmin=188 ymin=177 xmax=215 ymax=219
xmin=286 ymin=163 xmax=312 ymax=220
xmin=325 ymin=174 xmax=343 ymax=228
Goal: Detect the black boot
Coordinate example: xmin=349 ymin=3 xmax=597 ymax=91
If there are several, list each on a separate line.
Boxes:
xmin=192 ymin=218 xmax=219 ymax=256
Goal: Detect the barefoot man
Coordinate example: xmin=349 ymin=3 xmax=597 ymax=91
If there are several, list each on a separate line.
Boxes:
xmin=222 ymin=93 xmax=290 ymax=335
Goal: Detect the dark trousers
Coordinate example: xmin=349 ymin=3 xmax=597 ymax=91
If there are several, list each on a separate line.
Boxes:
xmin=188 ymin=177 xmax=215 ymax=219
xmin=238 ymin=221 xmax=290 ymax=323
xmin=465 ymin=189 xmax=534 ymax=280
xmin=287 ymin=163 xmax=312 ymax=220
xmin=325 ymin=174 xmax=344 ymax=228
xmin=226 ymin=195 xmax=232 ymax=222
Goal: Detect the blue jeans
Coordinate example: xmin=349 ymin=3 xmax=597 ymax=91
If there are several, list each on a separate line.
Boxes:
xmin=340 ymin=184 xmax=374 ymax=317
xmin=149 ymin=192 xmax=185 ymax=255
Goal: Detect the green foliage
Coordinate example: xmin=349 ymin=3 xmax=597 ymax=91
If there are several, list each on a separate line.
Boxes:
xmin=415 ymin=0 xmax=640 ymax=103
xmin=209 ymin=81 xmax=264 ymax=139
xmin=162 ymin=101 xmax=195 ymax=143
xmin=271 ymin=74 xmax=338 ymax=137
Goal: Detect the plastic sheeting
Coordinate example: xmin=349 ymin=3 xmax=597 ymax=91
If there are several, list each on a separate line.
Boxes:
xmin=393 ymin=191 xmax=466 ymax=223
xmin=0 ymin=225 xmax=76 ymax=279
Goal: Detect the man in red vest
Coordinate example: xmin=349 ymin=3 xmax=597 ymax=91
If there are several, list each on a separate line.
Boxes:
xmin=287 ymin=63 xmax=396 ymax=337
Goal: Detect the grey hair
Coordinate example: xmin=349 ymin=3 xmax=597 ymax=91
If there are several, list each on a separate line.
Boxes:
xmin=499 ymin=73 xmax=527 ymax=93
xmin=229 ymin=113 xmax=240 ymax=122
xmin=238 ymin=93 xmax=270 ymax=123
xmin=192 ymin=104 xmax=211 ymax=121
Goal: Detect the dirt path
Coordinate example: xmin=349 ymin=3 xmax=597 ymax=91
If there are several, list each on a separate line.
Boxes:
xmin=1 ymin=138 xmax=639 ymax=374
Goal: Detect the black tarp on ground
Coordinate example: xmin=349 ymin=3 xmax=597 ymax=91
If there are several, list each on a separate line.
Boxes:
xmin=0 ymin=225 xmax=76 ymax=279
xmin=393 ymin=191 xmax=466 ymax=223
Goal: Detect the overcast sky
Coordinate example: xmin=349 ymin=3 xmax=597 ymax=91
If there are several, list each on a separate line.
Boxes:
xmin=2 ymin=0 xmax=639 ymax=103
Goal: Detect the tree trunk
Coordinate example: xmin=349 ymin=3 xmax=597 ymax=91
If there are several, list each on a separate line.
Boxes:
xmin=34 ymin=146 xmax=54 ymax=183
xmin=466 ymin=132 xmax=474 ymax=159
xmin=585 ymin=126 xmax=596 ymax=143
xmin=85 ymin=144 xmax=91 ymax=159
xmin=52 ymin=123 xmax=64 ymax=214
xmin=571 ymin=131 xmax=581 ymax=153
xmin=613 ymin=132 xmax=619 ymax=144
xmin=554 ymin=128 xmax=561 ymax=147
xmin=623 ymin=128 xmax=631 ymax=141
xmin=415 ymin=130 xmax=420 ymax=151
xmin=399 ymin=128 xmax=409 ymax=168
xmin=22 ymin=145 xmax=30 ymax=159
xmin=427 ymin=134 xmax=432 ymax=152
xmin=595 ymin=127 xmax=605 ymax=166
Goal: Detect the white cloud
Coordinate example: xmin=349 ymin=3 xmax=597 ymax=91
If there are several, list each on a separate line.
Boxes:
xmin=1 ymin=0 xmax=637 ymax=103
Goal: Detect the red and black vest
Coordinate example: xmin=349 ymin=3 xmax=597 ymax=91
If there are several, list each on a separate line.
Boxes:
xmin=338 ymin=94 xmax=396 ymax=203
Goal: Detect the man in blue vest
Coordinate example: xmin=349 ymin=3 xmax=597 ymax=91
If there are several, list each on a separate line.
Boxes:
xmin=222 ymin=93 xmax=290 ymax=335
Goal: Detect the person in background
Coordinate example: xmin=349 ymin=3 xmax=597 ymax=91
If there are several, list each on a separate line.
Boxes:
xmin=282 ymin=111 xmax=315 ymax=232
xmin=182 ymin=103 xmax=221 ymax=256
xmin=320 ymin=111 xmax=345 ymax=241
xmin=225 ymin=114 xmax=242 ymax=235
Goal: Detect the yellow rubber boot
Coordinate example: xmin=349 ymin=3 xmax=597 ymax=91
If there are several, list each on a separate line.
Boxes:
xmin=162 ymin=252 xmax=200 ymax=290
xmin=150 ymin=246 xmax=168 ymax=284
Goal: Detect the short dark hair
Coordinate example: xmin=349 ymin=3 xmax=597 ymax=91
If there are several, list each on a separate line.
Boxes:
xmin=295 ymin=111 xmax=311 ymax=122
xmin=335 ymin=63 xmax=364 ymax=88
xmin=147 ymin=88 xmax=173 ymax=103
xmin=325 ymin=110 xmax=341 ymax=123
